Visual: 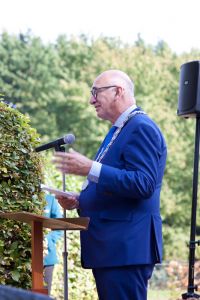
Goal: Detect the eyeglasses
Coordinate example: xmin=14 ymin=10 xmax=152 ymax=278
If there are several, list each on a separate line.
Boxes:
xmin=90 ymin=85 xmax=119 ymax=99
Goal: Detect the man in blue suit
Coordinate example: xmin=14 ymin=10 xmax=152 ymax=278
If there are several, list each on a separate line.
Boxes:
xmin=53 ymin=70 xmax=167 ymax=300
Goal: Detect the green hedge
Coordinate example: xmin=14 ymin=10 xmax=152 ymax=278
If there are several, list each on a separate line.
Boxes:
xmin=0 ymin=102 xmax=45 ymax=288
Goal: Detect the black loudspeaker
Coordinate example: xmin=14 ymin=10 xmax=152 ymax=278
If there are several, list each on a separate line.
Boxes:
xmin=177 ymin=60 xmax=200 ymax=118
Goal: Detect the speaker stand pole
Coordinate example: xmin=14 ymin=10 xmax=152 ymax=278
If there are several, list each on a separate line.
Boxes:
xmin=55 ymin=145 xmax=68 ymax=300
xmin=182 ymin=117 xmax=200 ymax=299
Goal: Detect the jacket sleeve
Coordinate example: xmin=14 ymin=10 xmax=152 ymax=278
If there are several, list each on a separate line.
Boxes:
xmin=98 ymin=122 xmax=165 ymax=200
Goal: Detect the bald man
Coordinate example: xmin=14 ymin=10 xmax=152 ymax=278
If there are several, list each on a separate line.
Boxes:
xmin=53 ymin=70 xmax=167 ymax=300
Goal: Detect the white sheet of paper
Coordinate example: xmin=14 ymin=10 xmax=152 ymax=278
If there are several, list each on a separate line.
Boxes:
xmin=41 ymin=184 xmax=75 ymax=197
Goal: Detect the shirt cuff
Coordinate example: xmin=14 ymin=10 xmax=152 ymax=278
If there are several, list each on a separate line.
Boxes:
xmin=88 ymin=161 xmax=102 ymax=183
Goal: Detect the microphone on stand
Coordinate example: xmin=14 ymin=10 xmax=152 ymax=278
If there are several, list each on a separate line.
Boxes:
xmin=35 ymin=133 xmax=75 ymax=152
xmin=36 ymin=133 xmax=76 ymax=300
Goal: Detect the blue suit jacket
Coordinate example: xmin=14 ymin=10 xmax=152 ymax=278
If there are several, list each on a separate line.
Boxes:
xmin=79 ymin=109 xmax=167 ymax=269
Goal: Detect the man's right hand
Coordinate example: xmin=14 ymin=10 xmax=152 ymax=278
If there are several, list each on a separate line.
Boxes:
xmin=56 ymin=193 xmax=79 ymax=210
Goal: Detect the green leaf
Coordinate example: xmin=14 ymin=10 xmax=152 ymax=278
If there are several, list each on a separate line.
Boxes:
xmin=10 ymin=270 xmax=20 ymax=282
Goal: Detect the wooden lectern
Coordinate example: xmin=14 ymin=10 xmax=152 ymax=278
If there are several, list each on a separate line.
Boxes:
xmin=0 ymin=212 xmax=89 ymax=295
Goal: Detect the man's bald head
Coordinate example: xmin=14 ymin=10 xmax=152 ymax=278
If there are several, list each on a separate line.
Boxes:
xmin=95 ymin=70 xmax=135 ymax=98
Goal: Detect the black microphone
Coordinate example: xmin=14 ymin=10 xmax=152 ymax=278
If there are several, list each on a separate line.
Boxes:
xmin=35 ymin=133 xmax=75 ymax=152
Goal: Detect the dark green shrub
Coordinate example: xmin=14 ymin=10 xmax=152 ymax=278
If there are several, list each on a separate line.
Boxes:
xmin=0 ymin=102 xmax=45 ymax=288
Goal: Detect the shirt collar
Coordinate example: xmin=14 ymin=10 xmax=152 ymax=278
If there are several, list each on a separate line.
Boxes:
xmin=114 ymin=104 xmax=137 ymax=127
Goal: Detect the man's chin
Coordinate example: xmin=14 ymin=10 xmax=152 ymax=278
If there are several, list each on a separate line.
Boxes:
xmin=96 ymin=112 xmax=107 ymax=121
xmin=95 ymin=109 xmax=107 ymax=120
xmin=96 ymin=110 xmax=102 ymax=118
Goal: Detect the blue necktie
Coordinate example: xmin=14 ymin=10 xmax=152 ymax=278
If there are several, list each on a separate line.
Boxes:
xmin=95 ymin=126 xmax=118 ymax=160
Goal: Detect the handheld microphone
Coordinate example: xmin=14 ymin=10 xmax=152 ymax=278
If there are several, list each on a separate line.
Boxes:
xmin=35 ymin=133 xmax=75 ymax=152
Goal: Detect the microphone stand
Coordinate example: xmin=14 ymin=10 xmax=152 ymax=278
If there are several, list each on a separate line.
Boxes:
xmin=182 ymin=117 xmax=200 ymax=299
xmin=55 ymin=144 xmax=68 ymax=300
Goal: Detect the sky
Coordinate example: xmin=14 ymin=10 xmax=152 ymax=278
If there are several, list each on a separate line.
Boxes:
xmin=0 ymin=0 xmax=200 ymax=54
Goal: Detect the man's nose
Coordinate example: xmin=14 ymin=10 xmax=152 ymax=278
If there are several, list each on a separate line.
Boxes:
xmin=90 ymin=95 xmax=96 ymax=105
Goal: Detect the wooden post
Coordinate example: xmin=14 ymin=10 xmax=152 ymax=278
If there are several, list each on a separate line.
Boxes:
xmin=31 ymin=221 xmax=48 ymax=294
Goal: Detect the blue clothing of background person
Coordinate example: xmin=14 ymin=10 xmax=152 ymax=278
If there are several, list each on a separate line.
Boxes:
xmin=0 ymin=285 xmax=52 ymax=300
xmin=43 ymin=194 xmax=63 ymax=294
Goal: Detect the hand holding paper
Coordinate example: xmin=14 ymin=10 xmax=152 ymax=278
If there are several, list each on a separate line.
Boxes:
xmin=41 ymin=184 xmax=79 ymax=210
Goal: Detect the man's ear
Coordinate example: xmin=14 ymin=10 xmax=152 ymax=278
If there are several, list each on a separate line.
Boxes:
xmin=115 ymin=87 xmax=122 ymax=98
xmin=113 ymin=89 xmax=118 ymax=101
